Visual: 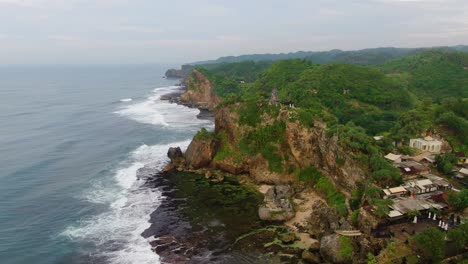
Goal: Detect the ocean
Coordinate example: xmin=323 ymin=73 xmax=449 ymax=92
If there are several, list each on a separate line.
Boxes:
xmin=0 ymin=65 xmax=212 ymax=264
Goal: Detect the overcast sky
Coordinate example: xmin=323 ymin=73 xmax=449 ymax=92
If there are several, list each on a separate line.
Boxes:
xmin=0 ymin=0 xmax=467 ymax=64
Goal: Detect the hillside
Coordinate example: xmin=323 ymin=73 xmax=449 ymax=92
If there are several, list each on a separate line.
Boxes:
xmin=193 ymin=45 xmax=468 ymax=65
xmin=168 ymin=50 xmax=468 ymax=263
xmin=380 ymin=50 xmax=468 ymax=101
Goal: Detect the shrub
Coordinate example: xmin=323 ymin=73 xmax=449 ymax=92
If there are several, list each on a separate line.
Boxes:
xmin=411 ymin=227 xmax=446 ymax=263
xmin=339 ymin=236 xmax=353 ymax=259
xmin=297 ymin=166 xmax=323 ymax=183
xmin=447 ymin=189 xmax=468 ymax=211
xmin=194 ymin=128 xmax=217 ymax=141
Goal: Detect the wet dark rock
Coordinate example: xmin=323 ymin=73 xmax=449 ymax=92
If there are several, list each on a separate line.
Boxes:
xmin=168 ymin=147 xmax=183 ymax=162
xmin=142 ymin=170 xmax=267 ymax=264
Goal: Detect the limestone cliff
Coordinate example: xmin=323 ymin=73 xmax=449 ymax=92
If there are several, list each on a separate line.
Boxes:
xmin=177 ymin=103 xmax=369 ymax=197
xmin=180 ymin=69 xmax=220 ymax=110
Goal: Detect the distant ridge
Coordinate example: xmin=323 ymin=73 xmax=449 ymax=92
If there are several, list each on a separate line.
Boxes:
xmin=191 ymin=45 xmax=468 ymax=66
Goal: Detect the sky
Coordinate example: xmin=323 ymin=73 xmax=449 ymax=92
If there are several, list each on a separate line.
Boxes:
xmin=0 ymin=0 xmax=467 ymax=64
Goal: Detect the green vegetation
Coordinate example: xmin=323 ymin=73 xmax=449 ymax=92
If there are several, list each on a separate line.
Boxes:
xmin=194 ymin=128 xmax=218 ymax=141
xmin=381 ymin=50 xmax=468 ymax=102
xmin=214 ymin=132 xmax=244 ymax=164
xmin=448 ymin=222 xmax=468 ymax=252
xmin=190 ymin=49 xmax=467 ymax=222
xmin=351 ymin=209 xmax=360 ymax=225
xmin=376 ymin=240 xmax=419 ymax=264
xmin=447 ymin=189 xmax=468 ymax=212
xmin=199 ymin=61 xmax=273 ymax=82
xmin=435 ymin=153 xmax=459 ymax=174
xmin=193 ymin=46 xmax=468 ymax=65
xmin=339 ymin=236 xmax=353 ymax=259
xmin=297 ymin=166 xmax=347 ymax=216
xmin=169 ymin=171 xmax=263 ymax=242
xmin=334 ymin=122 xmax=402 ymax=186
xmin=367 ymin=253 xmax=378 ymax=264
xmin=411 ymin=227 xmax=446 ymax=263
xmin=406 ymin=209 xmax=421 ymax=220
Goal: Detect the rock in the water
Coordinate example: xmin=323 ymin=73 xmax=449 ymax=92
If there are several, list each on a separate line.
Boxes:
xmin=320 ymin=234 xmax=352 ymax=264
xmin=258 ymin=185 xmax=295 ymax=221
xmin=167 ymin=147 xmax=183 ymax=163
xmin=302 ymin=249 xmax=321 ymax=263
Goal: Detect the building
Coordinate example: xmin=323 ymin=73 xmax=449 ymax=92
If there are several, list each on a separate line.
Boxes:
xmin=404 ymin=179 xmax=438 ymax=194
xmin=270 ymin=88 xmax=279 ymax=103
xmin=459 ymin=168 xmax=468 ymax=178
xmin=395 ymin=161 xmax=430 ymax=176
xmin=409 ymin=136 xmax=442 ymax=153
xmin=455 ymin=152 xmax=468 ymax=165
xmin=421 ymin=174 xmax=452 ymax=190
xmin=373 ymin=136 xmax=384 ymax=141
xmin=389 ymin=197 xmax=447 ymax=218
xmin=385 ymin=153 xmax=402 ymax=163
xmin=383 ymin=186 xmax=408 ymax=199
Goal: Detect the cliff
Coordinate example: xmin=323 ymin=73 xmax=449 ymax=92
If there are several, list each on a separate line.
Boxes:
xmin=165 ymin=64 xmax=194 ymax=79
xmin=179 ymin=69 xmax=221 ymax=110
xmin=174 ymin=102 xmax=368 ymax=197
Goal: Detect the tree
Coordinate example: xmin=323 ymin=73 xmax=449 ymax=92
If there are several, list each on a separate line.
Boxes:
xmin=435 ymin=153 xmax=458 ymax=174
xmin=448 ymin=222 xmax=468 ymax=252
xmin=447 ymin=189 xmax=468 ymax=212
xmin=407 ymin=209 xmax=421 ymax=220
xmin=371 ymin=198 xmax=393 ymax=218
xmin=411 ymin=227 xmax=446 ymax=263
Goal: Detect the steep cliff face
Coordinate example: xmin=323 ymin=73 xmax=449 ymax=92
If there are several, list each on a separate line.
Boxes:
xmin=165 ymin=64 xmax=194 ymax=79
xmin=180 ymin=70 xmax=220 ymax=110
xmin=181 ymin=103 xmax=369 ymax=196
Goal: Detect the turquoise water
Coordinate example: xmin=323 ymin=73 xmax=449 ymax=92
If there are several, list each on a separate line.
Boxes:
xmin=0 ymin=65 xmax=211 ymax=264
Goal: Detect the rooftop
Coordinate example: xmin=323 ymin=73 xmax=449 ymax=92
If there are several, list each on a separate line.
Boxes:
xmin=385 ymin=153 xmax=401 ymax=161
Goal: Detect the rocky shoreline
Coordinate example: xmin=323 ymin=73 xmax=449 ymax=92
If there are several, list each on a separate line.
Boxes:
xmin=140 ymin=169 xmax=280 ymax=264
xmin=159 ymin=85 xmax=215 ymax=120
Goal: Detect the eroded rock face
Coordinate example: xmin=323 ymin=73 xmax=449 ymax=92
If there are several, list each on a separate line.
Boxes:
xmin=358 ymin=208 xmax=380 ymax=234
xmin=180 ymin=69 xmax=220 ymax=110
xmin=258 ymin=185 xmax=295 ymax=221
xmin=185 ymin=137 xmax=217 ymax=169
xmin=249 ymin=154 xmax=296 ymax=184
xmin=308 ymin=200 xmax=352 ymax=239
xmin=213 ymin=104 xmax=368 ymax=192
xmin=319 ymin=234 xmax=352 ymax=264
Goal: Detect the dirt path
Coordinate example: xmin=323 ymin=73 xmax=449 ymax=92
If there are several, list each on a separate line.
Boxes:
xmin=285 ymin=190 xmax=324 ymax=247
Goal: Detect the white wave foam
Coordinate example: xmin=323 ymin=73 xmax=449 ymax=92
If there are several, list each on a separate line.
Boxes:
xmin=114 ymin=85 xmax=211 ymax=128
xmin=120 ymin=98 xmax=133 ymax=102
xmin=62 ymin=140 xmax=192 ymax=264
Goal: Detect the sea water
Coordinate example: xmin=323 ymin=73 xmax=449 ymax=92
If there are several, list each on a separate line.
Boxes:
xmin=0 ymin=65 xmax=211 ymax=264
